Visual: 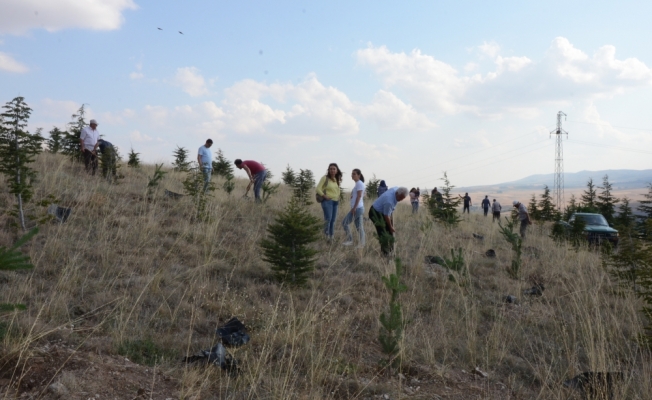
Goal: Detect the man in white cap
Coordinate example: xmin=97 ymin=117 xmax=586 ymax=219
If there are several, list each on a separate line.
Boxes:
xmin=513 ymin=200 xmax=532 ymax=238
xmin=80 ymin=119 xmax=100 ymax=175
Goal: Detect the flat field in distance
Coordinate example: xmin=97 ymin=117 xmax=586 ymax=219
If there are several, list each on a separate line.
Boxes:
xmin=0 ymin=153 xmax=650 ymax=399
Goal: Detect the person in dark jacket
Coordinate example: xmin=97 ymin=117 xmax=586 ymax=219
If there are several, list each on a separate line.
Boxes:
xmin=377 ymin=180 xmax=388 ymax=197
xmin=481 ymin=195 xmax=491 ymax=217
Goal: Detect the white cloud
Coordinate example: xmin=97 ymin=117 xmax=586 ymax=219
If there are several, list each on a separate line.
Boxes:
xmin=174 ymin=67 xmax=209 ymax=97
xmin=129 ymin=72 xmax=143 ymax=80
xmin=130 ymin=130 xmax=152 ymax=142
xmin=347 ymin=139 xmax=399 ymax=160
xmin=360 ymin=90 xmax=436 ymax=131
xmin=0 ymin=0 xmax=137 ymax=35
xmin=478 ymin=41 xmax=501 ymax=58
xmin=0 ymin=52 xmax=28 ymax=73
xmin=357 ymin=38 xmax=652 ymax=120
xmin=41 ymin=99 xmax=83 ymax=118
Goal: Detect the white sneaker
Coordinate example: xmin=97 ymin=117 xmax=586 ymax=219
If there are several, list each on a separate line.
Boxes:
xmin=342 ymin=241 xmax=353 ymax=246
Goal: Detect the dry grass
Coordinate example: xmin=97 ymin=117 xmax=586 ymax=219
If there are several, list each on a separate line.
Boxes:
xmin=0 ymin=152 xmax=650 ymax=399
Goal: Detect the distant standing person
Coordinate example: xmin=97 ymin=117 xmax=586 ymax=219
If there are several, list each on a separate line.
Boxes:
xmin=431 ymin=187 xmax=443 ymax=206
xmin=235 ymin=159 xmax=267 ymax=202
xmin=79 ymin=119 xmax=100 ymax=175
xmin=369 ymin=186 xmax=409 ymax=256
xmin=316 ymin=163 xmax=342 ymax=240
xmin=513 ymin=200 xmax=532 ymax=238
xmin=492 ymin=199 xmax=502 ymax=222
xmin=377 ymin=180 xmax=388 ymax=197
xmin=459 ymin=192 xmax=472 ymax=214
xmin=342 ymin=169 xmax=365 ymax=248
xmin=409 ymin=188 xmax=419 ymax=214
xmin=197 ymin=139 xmax=213 ymax=192
xmin=481 ymin=195 xmax=491 ymax=217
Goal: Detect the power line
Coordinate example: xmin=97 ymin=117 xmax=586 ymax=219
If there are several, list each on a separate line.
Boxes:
xmin=450 ymin=141 xmax=552 ymax=179
xmin=565 ymin=138 xmax=652 ymax=155
xmin=566 ymin=120 xmax=652 ymax=132
xmin=380 ymin=126 xmax=553 ymax=183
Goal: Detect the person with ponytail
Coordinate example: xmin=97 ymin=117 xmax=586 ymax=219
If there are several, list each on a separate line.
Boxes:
xmin=342 ymin=169 xmax=366 ymax=247
xmin=316 ymin=163 xmax=342 ymax=240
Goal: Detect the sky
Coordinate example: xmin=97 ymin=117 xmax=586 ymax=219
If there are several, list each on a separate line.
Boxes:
xmin=2 ymin=0 xmax=652 ymax=189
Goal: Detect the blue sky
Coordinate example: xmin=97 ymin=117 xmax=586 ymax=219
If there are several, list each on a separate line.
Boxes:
xmin=2 ymin=0 xmax=652 ymax=189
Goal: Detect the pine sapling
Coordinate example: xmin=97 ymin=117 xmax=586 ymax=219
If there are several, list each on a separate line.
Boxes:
xmin=128 ymin=148 xmax=141 ymax=168
xmin=498 ymin=217 xmax=523 ymax=279
xmin=379 ymin=258 xmax=408 ymax=368
xmin=0 ymin=227 xmax=38 ymax=311
xmin=47 ymin=127 xmax=64 ymax=154
xmin=172 ymin=146 xmax=190 ymax=172
xmin=260 ymin=197 xmax=321 ymax=286
xmin=183 ymin=163 xmax=216 ymax=220
xmin=147 ymin=163 xmax=166 ymax=196
xmin=212 ymin=149 xmax=234 ymax=179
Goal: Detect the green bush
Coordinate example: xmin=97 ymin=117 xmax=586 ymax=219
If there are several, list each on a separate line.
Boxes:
xmin=117 ymin=338 xmax=174 ymax=366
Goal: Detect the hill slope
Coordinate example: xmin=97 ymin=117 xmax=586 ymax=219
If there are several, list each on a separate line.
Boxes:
xmin=0 ymin=154 xmax=649 ymax=399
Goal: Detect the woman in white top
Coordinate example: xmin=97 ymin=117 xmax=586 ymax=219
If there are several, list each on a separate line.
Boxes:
xmin=409 ymin=188 xmax=419 ymax=214
xmin=342 ymin=169 xmax=366 ymax=247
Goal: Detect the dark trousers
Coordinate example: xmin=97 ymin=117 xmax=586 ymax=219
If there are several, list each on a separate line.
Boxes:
xmin=369 ymin=207 xmax=394 ymax=256
xmin=463 ymin=205 xmax=470 ymax=214
xmin=83 ymin=149 xmax=97 ymax=175
xmin=483 ymin=207 xmax=489 ymax=216
xmin=492 ymin=211 xmax=501 ymax=222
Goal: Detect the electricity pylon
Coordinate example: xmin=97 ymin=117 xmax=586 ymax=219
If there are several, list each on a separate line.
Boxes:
xmin=550 ymin=111 xmax=568 ymax=212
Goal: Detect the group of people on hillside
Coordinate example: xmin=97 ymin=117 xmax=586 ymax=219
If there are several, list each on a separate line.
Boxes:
xmin=79 ymin=119 xmax=117 ymax=176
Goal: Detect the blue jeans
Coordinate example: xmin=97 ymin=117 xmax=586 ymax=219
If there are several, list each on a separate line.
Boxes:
xmin=411 ymin=202 xmax=419 ymax=214
xmin=321 ymin=200 xmax=339 ymax=238
xmin=202 ymin=168 xmax=212 ymax=192
xmin=253 ymin=170 xmax=267 ymax=202
xmin=342 ymin=206 xmax=365 ymax=245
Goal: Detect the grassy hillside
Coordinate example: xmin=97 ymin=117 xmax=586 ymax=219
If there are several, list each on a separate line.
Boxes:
xmin=0 ymin=153 xmax=650 ymax=399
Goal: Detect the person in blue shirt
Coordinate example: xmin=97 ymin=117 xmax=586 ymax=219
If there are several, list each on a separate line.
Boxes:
xmin=197 ymin=139 xmax=214 ymax=192
xmin=481 ymin=195 xmax=491 ymax=217
xmin=368 ymin=186 xmax=408 ymax=255
xmin=377 ymin=180 xmax=388 ymax=197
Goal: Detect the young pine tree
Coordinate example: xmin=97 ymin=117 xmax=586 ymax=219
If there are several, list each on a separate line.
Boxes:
xmin=127 ymin=148 xmax=141 ymax=168
xmin=0 ymin=227 xmax=38 ymax=311
xmin=498 ymin=218 xmax=523 ymax=279
xmin=0 ymin=97 xmax=44 ymax=231
xmin=597 ymin=174 xmax=619 ymax=223
xmin=637 ymin=183 xmax=652 ymax=239
xmin=61 ymin=105 xmax=87 ymax=163
xmin=172 ymin=146 xmax=190 ymax=172
xmin=538 ymin=185 xmax=557 ymax=221
xmin=528 ymin=194 xmax=540 ymax=221
xmin=564 ymin=194 xmax=579 ymax=220
xmin=183 ymin=163 xmax=215 ymax=220
xmin=281 ymin=164 xmax=297 ymax=186
xmin=378 ymin=258 xmax=408 ymax=368
xmin=212 ymin=149 xmax=234 ymax=179
xmin=581 ymin=178 xmax=598 ymax=212
xmin=427 ymin=172 xmax=461 ymax=227
xmin=292 ymin=169 xmax=315 ymax=205
xmin=47 ymin=126 xmax=64 ymax=154
xmin=614 ymin=197 xmax=636 ymax=232
xmin=366 ymin=174 xmax=380 ymax=200
xmin=260 ymin=197 xmax=322 ymax=286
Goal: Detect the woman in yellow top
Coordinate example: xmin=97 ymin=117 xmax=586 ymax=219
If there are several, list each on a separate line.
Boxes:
xmin=316 ymin=163 xmax=342 ymax=240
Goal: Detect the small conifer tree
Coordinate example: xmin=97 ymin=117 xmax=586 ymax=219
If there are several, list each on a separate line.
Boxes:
xmin=0 ymin=97 xmax=44 ymax=231
xmin=0 ymin=227 xmax=38 ymax=311
xmin=260 ymin=197 xmax=321 ymax=286
xmin=212 ymin=149 xmax=234 ymax=179
xmin=61 ymin=105 xmax=87 ymax=163
xmin=172 ymin=146 xmax=190 ymax=172
xmin=183 ymin=163 xmax=215 ymax=220
xmin=223 ymin=177 xmax=235 ymax=195
xmin=564 ymin=194 xmax=579 ymax=220
xmin=366 ymin=174 xmax=380 ymax=200
xmin=146 ymin=163 xmax=166 ymax=196
xmin=638 ymin=184 xmax=652 ymax=239
xmin=498 ymin=217 xmax=523 ymax=279
xmin=47 ymin=127 xmax=64 ymax=153
xmin=528 ymin=194 xmax=540 ymax=221
xmin=281 ymin=164 xmax=297 ymax=186
xmin=581 ymin=178 xmax=598 ymax=212
xmin=614 ymin=197 xmax=636 ymax=232
xmin=597 ymin=174 xmax=619 ymax=223
xmin=127 ymin=148 xmax=141 ymax=168
xmin=538 ymin=185 xmax=557 ymax=221
xmin=426 ymin=172 xmax=461 ymax=227
xmin=378 ymin=258 xmax=408 ymax=368
xmin=292 ymin=168 xmax=315 ymax=205
xmin=99 ymin=144 xmax=120 ymax=183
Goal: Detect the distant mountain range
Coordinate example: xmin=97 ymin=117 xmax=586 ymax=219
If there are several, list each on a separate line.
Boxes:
xmin=459 ymin=169 xmax=652 ymax=192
